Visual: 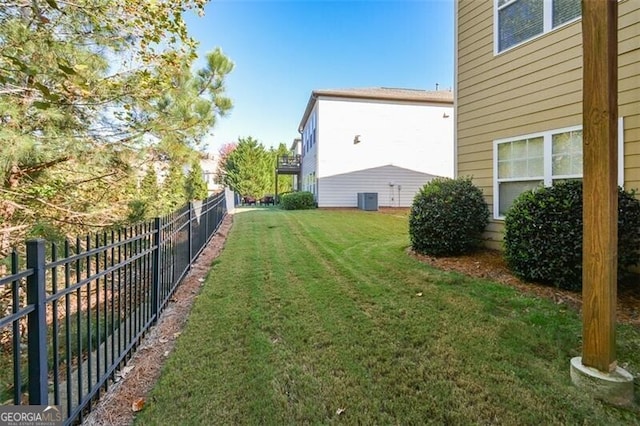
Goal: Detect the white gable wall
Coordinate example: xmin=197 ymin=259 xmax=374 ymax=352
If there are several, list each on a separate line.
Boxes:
xmin=318 ymin=165 xmax=437 ymax=208
xmin=315 ymin=97 xmax=454 ymax=179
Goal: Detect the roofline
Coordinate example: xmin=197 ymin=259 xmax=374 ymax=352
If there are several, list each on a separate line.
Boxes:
xmin=289 ymin=137 xmax=301 ymax=152
xmin=297 ymin=89 xmax=454 ymax=132
xmin=298 ymin=92 xmax=318 ymax=133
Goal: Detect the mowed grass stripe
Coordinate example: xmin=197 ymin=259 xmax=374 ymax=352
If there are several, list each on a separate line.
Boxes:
xmin=136 ymin=209 xmax=640 ymax=425
xmin=257 ymin=211 xmax=444 ymax=423
xmin=271 ymin=212 xmax=398 ymax=421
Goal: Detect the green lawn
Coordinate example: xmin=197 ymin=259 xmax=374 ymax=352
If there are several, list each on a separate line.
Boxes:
xmin=136 ymin=209 xmax=640 ymax=425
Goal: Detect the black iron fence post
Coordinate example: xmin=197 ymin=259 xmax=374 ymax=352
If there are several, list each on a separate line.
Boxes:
xmin=188 ymin=201 xmax=193 ymax=264
xmin=204 ymin=197 xmax=209 ymax=241
xmin=26 ymin=239 xmax=49 ymax=404
xmin=151 ymin=217 xmax=161 ymax=323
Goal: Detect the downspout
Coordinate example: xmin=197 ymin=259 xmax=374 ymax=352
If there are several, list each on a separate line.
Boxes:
xmin=453 ymin=0 xmax=459 ymax=178
xmin=297 ymin=128 xmax=303 ymax=191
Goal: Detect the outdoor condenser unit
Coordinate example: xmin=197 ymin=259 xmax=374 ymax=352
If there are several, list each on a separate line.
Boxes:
xmin=357 ymin=192 xmax=378 ymax=211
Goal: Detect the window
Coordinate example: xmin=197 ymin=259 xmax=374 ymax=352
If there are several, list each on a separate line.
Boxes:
xmin=303 ymin=118 xmax=315 ymax=154
xmin=495 ymin=0 xmax=581 ymax=53
xmin=303 ymin=172 xmax=316 ymax=195
xmin=493 ymin=120 xmax=624 ymax=218
xmin=552 ymin=0 xmax=581 ymax=27
xmin=495 ymin=135 xmax=546 ymax=216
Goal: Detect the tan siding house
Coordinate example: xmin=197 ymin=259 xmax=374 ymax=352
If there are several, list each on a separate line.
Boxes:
xmin=456 ymin=0 xmax=640 ymax=250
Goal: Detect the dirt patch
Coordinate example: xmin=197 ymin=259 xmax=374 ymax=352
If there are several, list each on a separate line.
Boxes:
xmin=410 ymin=248 xmax=640 ymax=327
xmin=83 ymin=213 xmax=234 ymax=426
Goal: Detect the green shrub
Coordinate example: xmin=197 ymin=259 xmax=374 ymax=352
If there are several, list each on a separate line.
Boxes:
xmin=280 ymin=191 xmax=315 ymax=210
xmin=409 ymin=177 xmax=489 ymax=256
xmin=504 ymin=181 xmax=640 ymax=291
xmin=127 ymin=200 xmax=148 ymax=223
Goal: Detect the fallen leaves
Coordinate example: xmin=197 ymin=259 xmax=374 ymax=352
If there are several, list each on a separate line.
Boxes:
xmin=115 ymin=365 xmax=135 ymax=382
xmin=131 ymin=398 xmax=145 ymax=412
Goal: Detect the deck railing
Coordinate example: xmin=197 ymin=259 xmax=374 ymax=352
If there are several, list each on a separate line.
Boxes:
xmin=276 ymin=155 xmax=301 ymax=170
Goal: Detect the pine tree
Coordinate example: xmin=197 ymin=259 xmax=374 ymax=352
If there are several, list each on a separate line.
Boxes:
xmin=222 ymin=137 xmax=272 ymax=197
xmin=186 ymin=159 xmax=209 ymax=201
xmin=162 ymin=161 xmax=187 ymax=211
xmin=0 ymin=1 xmax=234 ymax=252
xmin=140 ymin=167 xmax=160 ymax=199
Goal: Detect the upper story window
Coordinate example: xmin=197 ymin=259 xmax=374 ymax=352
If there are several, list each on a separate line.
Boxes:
xmin=496 ymin=0 xmax=581 ymax=53
xmin=302 ymin=134 xmax=307 ymax=156
xmin=303 ymin=114 xmax=316 ymax=153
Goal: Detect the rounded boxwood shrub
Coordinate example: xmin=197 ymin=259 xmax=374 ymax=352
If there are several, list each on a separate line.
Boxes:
xmin=280 ymin=191 xmax=315 ymax=210
xmin=504 ymin=181 xmax=640 ymax=291
xmin=409 ymin=177 xmax=489 ymax=256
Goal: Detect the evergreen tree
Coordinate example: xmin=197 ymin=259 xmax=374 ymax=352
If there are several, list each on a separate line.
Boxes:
xmin=140 ymin=167 xmax=160 ymax=200
xmin=222 ymin=137 xmax=272 ymax=197
xmin=215 ymin=142 xmax=237 ymax=184
xmin=186 ymin=159 xmax=209 ymax=201
xmin=0 ymin=1 xmax=234 ymax=253
xmin=127 ymin=165 xmax=161 ymax=220
xmin=163 ymin=161 xmax=187 ymax=211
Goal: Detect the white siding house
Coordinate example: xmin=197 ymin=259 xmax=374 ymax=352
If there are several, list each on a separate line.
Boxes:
xmin=297 ymin=87 xmax=454 ymax=207
xmin=200 ymin=154 xmax=223 ymax=195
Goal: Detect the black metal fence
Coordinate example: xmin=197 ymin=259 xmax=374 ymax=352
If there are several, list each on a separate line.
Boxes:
xmin=0 ymin=192 xmax=227 ymax=424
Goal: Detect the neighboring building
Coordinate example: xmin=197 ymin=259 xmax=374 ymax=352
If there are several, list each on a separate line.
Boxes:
xmin=290 ymin=137 xmax=302 ymax=156
xmin=200 ymin=153 xmax=223 ymax=194
xmin=290 ymin=138 xmax=302 ymax=191
xmin=297 ymin=87 xmax=454 ymax=207
xmin=138 ymin=151 xmax=223 ymax=196
xmin=455 ymin=0 xmax=639 ymax=249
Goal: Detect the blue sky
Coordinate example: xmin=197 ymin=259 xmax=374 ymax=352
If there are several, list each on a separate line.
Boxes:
xmin=185 ymin=0 xmax=454 ymax=154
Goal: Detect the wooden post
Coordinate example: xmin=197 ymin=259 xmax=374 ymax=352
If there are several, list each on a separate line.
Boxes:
xmin=581 ymin=0 xmax=618 ymax=373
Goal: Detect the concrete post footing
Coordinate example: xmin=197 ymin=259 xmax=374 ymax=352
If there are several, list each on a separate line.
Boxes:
xmin=570 ymin=357 xmax=635 ymax=406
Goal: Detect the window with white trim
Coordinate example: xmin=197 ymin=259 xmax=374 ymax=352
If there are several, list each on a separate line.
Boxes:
xmin=494 ymin=120 xmax=624 ymax=218
xmin=495 ymin=0 xmax=581 ymax=53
